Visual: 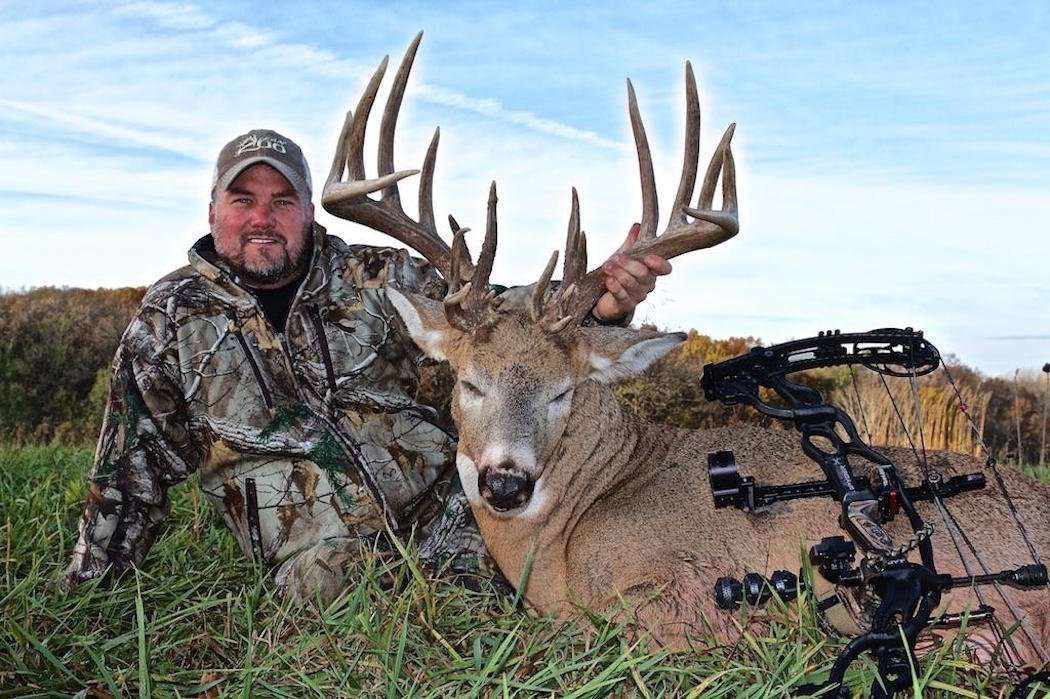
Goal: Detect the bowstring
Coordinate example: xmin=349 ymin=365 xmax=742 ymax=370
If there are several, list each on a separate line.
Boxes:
xmin=940 ymin=359 xmax=1050 ymax=664
xmin=941 ymin=361 xmax=1043 ymax=566
xmin=895 ymin=347 xmax=1048 ymax=664
xmin=872 ymin=368 xmax=1021 ymax=654
xmin=848 ymin=364 xmax=873 ymax=444
xmin=878 ymin=363 xmax=1015 ymax=650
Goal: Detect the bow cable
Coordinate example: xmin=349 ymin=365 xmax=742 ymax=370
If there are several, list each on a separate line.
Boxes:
xmin=873 ymin=347 xmax=1050 ymax=665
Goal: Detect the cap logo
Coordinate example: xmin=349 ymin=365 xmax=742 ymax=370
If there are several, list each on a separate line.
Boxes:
xmin=235 ymin=134 xmax=288 ymax=156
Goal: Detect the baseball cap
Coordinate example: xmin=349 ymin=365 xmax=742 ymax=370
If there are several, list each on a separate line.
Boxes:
xmin=212 ymin=129 xmax=312 ymax=200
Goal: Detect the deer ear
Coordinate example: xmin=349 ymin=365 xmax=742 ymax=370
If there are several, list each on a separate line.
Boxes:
xmin=578 ymin=327 xmax=686 ymax=384
xmin=386 ymin=287 xmax=453 ymax=361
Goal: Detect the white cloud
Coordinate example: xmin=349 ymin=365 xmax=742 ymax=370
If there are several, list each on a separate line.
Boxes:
xmin=0 ymin=98 xmax=209 ymax=160
xmin=111 ymin=1 xmax=215 ymax=31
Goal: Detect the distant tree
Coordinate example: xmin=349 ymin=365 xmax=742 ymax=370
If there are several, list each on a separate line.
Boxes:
xmin=0 ymin=287 xmax=143 ymax=443
xmin=0 ymin=287 xmax=1044 ymax=465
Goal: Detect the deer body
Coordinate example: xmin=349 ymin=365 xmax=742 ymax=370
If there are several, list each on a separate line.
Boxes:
xmin=456 ymin=351 xmax=1050 ymax=653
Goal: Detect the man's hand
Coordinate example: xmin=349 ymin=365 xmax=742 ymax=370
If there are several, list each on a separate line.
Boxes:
xmin=592 ymin=223 xmax=672 ymax=323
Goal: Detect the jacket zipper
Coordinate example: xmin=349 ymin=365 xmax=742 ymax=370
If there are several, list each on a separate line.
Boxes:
xmin=309 ymin=307 xmax=338 ymax=401
xmin=244 ymin=477 xmax=267 ymax=565
xmin=226 ymin=310 xmax=275 ymax=411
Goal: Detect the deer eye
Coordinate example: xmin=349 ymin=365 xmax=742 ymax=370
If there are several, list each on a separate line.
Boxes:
xmin=460 ymin=380 xmax=484 ymax=399
xmin=552 ymin=387 xmax=573 ymax=404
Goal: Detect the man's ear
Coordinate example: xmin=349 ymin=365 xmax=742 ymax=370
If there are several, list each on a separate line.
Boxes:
xmin=577 ymin=327 xmax=686 ymax=384
xmin=386 ymin=287 xmax=454 ymax=361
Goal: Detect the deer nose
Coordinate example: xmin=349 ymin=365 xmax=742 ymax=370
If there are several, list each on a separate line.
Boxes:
xmin=479 ymin=466 xmax=535 ymax=512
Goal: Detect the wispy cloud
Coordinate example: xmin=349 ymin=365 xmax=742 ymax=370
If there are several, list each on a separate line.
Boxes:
xmin=107 ymin=1 xmax=622 ymax=149
xmin=0 ymin=98 xmax=207 ymax=160
xmin=111 ymin=1 xmax=214 ymax=30
xmin=415 ymin=85 xmax=621 ymax=150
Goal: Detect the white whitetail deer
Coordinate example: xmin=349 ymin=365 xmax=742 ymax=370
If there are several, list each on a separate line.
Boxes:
xmin=321 ymin=34 xmax=1050 ymax=665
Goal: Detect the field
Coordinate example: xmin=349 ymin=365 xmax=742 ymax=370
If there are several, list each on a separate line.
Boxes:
xmin=4 ymin=445 xmax=1047 ymax=698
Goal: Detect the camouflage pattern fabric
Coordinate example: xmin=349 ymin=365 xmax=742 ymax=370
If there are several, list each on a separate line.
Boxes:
xmin=66 ymin=224 xmax=498 ymax=602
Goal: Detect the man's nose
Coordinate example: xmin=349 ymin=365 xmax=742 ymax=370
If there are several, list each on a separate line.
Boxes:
xmin=247 ymin=203 xmax=276 ymax=228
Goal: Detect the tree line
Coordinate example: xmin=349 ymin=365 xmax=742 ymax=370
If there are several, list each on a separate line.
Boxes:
xmin=1 ymin=287 xmax=1047 ymax=465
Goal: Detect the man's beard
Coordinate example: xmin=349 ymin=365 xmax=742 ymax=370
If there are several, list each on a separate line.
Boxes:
xmin=214 ymin=223 xmax=312 ymax=288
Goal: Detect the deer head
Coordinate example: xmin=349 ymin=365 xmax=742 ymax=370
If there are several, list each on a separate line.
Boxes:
xmin=322 ymin=33 xmax=738 ymax=516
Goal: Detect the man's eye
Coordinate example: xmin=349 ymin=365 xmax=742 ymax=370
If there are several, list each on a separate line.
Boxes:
xmin=275 ymin=199 xmax=295 ymax=207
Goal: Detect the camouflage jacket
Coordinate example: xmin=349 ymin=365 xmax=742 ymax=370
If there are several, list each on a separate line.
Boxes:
xmin=67 ymin=224 xmax=462 ymax=583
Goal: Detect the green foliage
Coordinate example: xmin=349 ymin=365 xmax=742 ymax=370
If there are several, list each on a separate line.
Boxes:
xmin=0 ymin=445 xmax=1024 ymax=696
xmin=0 ymin=286 xmax=1046 ymax=466
xmin=0 ymin=286 xmax=143 ymax=444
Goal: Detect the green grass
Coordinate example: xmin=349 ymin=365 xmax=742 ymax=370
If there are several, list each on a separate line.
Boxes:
xmin=0 ymin=445 xmax=1039 ymax=697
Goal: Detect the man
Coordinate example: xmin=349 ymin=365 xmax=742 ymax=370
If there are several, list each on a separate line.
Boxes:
xmin=65 ymin=129 xmax=670 ymax=603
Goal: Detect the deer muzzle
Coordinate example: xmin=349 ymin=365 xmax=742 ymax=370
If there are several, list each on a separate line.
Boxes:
xmin=478 ymin=466 xmax=535 ymax=512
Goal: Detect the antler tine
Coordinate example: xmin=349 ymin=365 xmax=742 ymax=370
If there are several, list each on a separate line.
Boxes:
xmin=349 ymin=56 xmax=387 ymax=182
xmin=322 ymin=34 xmax=462 ymax=281
xmin=377 ymin=31 xmax=422 ymax=208
xmin=670 ymin=62 xmax=701 ymax=227
xmin=573 ymin=230 xmax=588 ymax=291
xmin=530 ymin=250 xmax=559 ymax=322
xmin=686 ymin=124 xmax=738 ymax=233
xmin=565 ymin=64 xmax=740 ymax=324
xmin=326 ymin=109 xmax=353 ymax=189
xmin=447 ymin=225 xmax=467 ymax=292
xmin=419 ymin=127 xmax=439 ymax=232
xmin=722 ymin=143 xmax=737 ymax=212
xmin=627 ymin=79 xmax=658 ymax=242
xmin=443 ymin=223 xmax=476 ymax=331
xmin=464 ymin=182 xmax=499 ymax=312
xmin=562 ymin=188 xmax=581 ymax=285
xmin=442 ymin=186 xmax=498 ymax=332
xmin=698 ymin=123 xmax=734 ymax=209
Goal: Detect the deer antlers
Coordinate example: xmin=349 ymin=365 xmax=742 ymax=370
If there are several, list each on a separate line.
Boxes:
xmin=324 ymin=35 xmax=739 ymax=335
xmin=322 ymin=32 xmax=501 ymax=332
xmin=552 ymin=62 xmax=739 ymax=326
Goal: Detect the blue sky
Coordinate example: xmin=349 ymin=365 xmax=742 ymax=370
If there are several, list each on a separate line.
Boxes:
xmin=1 ymin=1 xmax=1047 ymax=376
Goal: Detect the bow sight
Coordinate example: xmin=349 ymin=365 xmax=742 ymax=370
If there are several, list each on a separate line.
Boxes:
xmin=700 ymin=328 xmax=1049 ymax=698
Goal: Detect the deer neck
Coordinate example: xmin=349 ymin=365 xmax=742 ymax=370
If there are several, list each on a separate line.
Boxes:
xmin=546 ymin=379 xmax=648 ymax=507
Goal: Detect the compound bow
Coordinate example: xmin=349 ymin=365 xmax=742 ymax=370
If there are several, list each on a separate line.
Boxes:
xmin=699 ymin=328 xmax=1049 ymax=698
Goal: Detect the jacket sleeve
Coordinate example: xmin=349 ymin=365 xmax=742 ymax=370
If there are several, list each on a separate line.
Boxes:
xmin=66 ymin=306 xmax=204 ymax=585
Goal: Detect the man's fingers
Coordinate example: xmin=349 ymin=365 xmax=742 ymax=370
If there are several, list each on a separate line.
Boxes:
xmin=643 ymin=254 xmax=672 ymax=275
xmin=605 ymin=263 xmax=643 ymax=298
xmin=609 ymin=254 xmax=650 ymax=279
xmin=596 ymin=227 xmax=668 ymax=318
xmin=604 ymin=276 xmax=631 ymax=302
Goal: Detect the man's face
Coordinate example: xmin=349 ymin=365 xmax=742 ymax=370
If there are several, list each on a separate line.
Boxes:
xmin=209 ymin=163 xmax=315 ymax=289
